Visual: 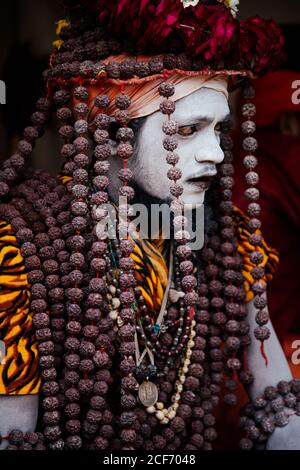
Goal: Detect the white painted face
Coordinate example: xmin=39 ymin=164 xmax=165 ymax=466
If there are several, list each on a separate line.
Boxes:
xmin=108 ymin=87 xmax=230 ymax=206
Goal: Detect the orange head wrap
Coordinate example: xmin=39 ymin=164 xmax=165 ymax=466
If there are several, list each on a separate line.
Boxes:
xmin=72 ymin=54 xmax=229 ymax=122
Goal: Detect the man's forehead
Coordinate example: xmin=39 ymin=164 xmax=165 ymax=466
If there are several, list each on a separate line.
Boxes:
xmin=173 ymin=87 xmax=230 ymax=124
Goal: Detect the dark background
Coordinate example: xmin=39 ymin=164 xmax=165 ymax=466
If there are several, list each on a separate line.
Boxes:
xmin=0 ymin=0 xmax=300 ymax=171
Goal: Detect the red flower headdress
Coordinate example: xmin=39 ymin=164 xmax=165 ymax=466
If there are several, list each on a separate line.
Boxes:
xmin=59 ymin=0 xmax=285 ymax=75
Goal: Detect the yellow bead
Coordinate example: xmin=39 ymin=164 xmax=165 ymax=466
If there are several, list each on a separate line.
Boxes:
xmin=156 ymin=411 xmax=165 ymax=420
xmin=188 ymin=340 xmax=195 ymax=348
xmin=156 ymin=402 xmax=164 ymax=410
xmin=171 ymin=394 xmax=180 ymax=403
xmin=112 ymin=298 xmax=121 ymax=309
xmin=146 ymin=406 xmax=156 ymax=414
xmin=109 ymin=310 xmax=118 ymax=320
xmin=109 ymin=285 xmax=117 ymax=295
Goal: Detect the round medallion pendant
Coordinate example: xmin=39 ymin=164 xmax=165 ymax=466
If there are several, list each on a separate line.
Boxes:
xmin=138 ymin=381 xmax=158 ymax=407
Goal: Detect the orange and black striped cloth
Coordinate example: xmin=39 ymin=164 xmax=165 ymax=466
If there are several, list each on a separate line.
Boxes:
xmin=0 ymin=179 xmax=279 ymax=395
xmin=0 ymin=220 xmax=40 ymax=394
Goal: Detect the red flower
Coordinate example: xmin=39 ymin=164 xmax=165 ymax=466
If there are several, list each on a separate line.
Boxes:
xmin=137 ymin=0 xmax=183 ymax=50
xmin=96 ymin=0 xmax=238 ymax=60
xmin=98 ymin=0 xmax=172 ymax=48
xmin=239 ymin=16 xmax=285 ymax=74
xmin=96 ymin=0 xmax=182 ymax=50
xmin=179 ymin=4 xmax=239 ymax=61
xmin=94 ymin=0 xmax=285 ymax=74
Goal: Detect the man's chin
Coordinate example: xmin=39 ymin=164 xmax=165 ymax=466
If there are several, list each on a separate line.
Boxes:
xmin=131 ymin=181 xmax=206 ymax=208
xmin=180 ymin=192 xmax=206 ymax=208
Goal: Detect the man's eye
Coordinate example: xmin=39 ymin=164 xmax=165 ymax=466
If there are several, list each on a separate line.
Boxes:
xmin=178 ymin=125 xmax=197 ymax=137
xmin=215 ymin=123 xmax=222 ymax=133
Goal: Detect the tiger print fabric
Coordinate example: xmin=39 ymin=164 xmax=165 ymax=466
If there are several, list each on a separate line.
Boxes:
xmin=0 ymin=220 xmax=40 ymax=395
xmin=130 ymin=238 xmax=169 ymax=311
xmin=233 ymin=206 xmax=279 ymax=303
xmin=129 ymin=207 xmax=279 ymax=311
xmin=0 ymin=179 xmax=279 ymax=395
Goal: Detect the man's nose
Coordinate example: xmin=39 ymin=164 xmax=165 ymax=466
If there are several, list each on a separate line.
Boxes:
xmin=194 ymin=129 xmax=224 ymax=165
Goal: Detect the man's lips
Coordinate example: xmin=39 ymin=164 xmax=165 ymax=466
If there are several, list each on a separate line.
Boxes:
xmin=186 ymin=172 xmax=217 ymax=189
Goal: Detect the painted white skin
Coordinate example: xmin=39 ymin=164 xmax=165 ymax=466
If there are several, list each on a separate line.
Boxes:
xmin=0 ymin=395 xmax=38 ymax=449
xmin=0 ymin=88 xmax=299 ymax=450
xmin=246 ymin=294 xmax=300 ymax=450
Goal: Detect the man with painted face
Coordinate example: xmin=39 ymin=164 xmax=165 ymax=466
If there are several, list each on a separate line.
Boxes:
xmin=106 ymin=80 xmax=229 ymax=207
xmin=0 ymin=0 xmax=299 ymax=451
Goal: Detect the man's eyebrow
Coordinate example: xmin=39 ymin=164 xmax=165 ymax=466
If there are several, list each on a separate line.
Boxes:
xmin=177 ymin=113 xmax=231 ymax=127
xmin=177 ymin=115 xmax=213 ymax=126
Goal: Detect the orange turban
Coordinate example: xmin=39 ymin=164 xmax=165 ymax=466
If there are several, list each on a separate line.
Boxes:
xmin=72 ymin=54 xmax=229 ymax=122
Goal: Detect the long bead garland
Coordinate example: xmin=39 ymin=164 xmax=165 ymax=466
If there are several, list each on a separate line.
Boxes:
xmin=241 ymin=81 xmax=270 ymax=365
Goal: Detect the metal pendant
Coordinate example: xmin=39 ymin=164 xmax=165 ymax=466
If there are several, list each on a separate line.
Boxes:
xmin=138 ymin=381 xmax=158 ymax=407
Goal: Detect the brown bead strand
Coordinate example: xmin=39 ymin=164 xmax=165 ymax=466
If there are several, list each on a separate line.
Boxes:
xmin=141 ymin=82 xmax=200 ymax=450
xmin=159 ymin=81 xmax=198 ymax=316
xmin=0 ymin=429 xmax=46 ymax=450
xmin=32 ymin=174 xmax=74 ymax=448
xmin=199 ymin=242 xmax=223 ymax=448
xmin=218 ymin=131 xmax=244 ymax=404
xmin=49 ymin=90 xmax=80 ymax=382
xmin=61 ymin=89 xmax=95 ymax=450
xmin=52 ymin=87 xmax=91 ymax=450
xmin=186 ymin=264 xmax=210 ymax=451
xmin=0 ymin=97 xmax=51 ymax=200
xmin=240 ymin=379 xmax=300 ymax=450
xmin=241 ymin=81 xmax=270 ymax=364
xmin=83 ymin=93 xmax=115 ymax=450
xmin=112 ymin=91 xmax=140 ymax=450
